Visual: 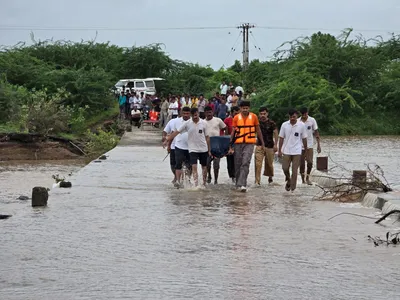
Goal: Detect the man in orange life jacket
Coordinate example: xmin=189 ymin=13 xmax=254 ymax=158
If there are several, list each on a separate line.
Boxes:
xmin=229 ymin=101 xmax=265 ymax=192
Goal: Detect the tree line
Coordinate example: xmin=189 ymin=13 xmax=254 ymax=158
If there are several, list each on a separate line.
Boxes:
xmin=0 ymin=29 xmax=399 ymax=135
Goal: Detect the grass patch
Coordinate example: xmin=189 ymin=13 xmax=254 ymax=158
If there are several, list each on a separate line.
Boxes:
xmin=84 ymin=103 xmax=119 ymax=128
xmin=0 ymin=123 xmax=24 ymax=133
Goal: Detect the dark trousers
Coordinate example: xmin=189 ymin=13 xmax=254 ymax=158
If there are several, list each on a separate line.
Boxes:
xmin=227 ymin=154 xmax=235 ymax=179
xmin=125 ymin=102 xmax=130 ymax=117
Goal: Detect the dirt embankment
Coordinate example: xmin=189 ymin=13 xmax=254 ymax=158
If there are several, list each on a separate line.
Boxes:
xmin=0 ymin=133 xmax=84 ymax=161
xmin=0 ymin=118 xmax=129 ymax=161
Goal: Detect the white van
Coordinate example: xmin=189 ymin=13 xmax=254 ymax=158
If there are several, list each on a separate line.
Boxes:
xmin=114 ymin=77 xmax=164 ymax=95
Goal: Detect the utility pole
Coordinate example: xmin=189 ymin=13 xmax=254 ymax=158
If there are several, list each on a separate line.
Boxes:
xmin=237 ymin=23 xmax=255 ymax=71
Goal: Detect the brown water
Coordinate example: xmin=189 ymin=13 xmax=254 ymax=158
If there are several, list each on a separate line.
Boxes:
xmin=1 ymin=137 xmax=400 ymax=299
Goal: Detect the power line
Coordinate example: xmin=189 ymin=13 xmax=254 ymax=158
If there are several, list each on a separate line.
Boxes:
xmin=222 ymin=31 xmax=242 ymax=68
xmin=0 ymin=25 xmax=235 ymax=31
xmin=249 ymin=31 xmax=268 ymax=59
xmin=257 ymin=26 xmax=399 ymax=33
xmin=0 ymin=25 xmax=398 ymax=32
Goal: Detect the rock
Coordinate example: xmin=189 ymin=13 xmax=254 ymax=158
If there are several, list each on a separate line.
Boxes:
xmin=59 ymin=181 xmax=72 ymax=188
xmin=98 ymin=155 xmax=107 ymax=160
xmin=18 ymin=195 xmax=29 ymax=200
xmin=94 ymin=160 xmax=102 ymax=163
xmin=31 ymin=187 xmax=49 ymax=207
xmin=0 ymin=214 xmax=12 ymax=219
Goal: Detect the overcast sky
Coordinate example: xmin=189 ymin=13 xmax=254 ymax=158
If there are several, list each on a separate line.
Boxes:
xmin=1 ymin=0 xmax=399 ymax=69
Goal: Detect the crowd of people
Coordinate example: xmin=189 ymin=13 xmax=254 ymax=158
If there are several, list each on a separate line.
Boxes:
xmin=159 ymin=83 xmax=321 ymax=192
xmin=116 ymin=81 xmax=256 ymax=129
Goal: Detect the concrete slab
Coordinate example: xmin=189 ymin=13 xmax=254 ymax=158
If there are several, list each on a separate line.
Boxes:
xmin=118 ymin=126 xmax=163 ymax=147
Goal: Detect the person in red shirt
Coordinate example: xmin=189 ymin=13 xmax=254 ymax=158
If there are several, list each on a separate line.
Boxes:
xmin=223 ymin=106 xmax=240 ymax=182
xmin=207 ymin=100 xmax=214 ymax=114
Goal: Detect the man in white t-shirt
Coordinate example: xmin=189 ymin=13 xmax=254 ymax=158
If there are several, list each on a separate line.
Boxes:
xmin=162 ymin=117 xmax=179 ymax=184
xmin=278 ymin=109 xmax=308 ymax=192
xmin=220 ymin=81 xmax=228 ymax=96
xmin=299 ymin=107 xmax=321 ymax=185
xmin=133 ymin=94 xmax=142 ymax=110
xmin=171 ymin=107 xmax=191 ymax=188
xmin=167 ymin=108 xmax=211 ymax=187
xmin=168 ymin=97 xmax=179 ymax=121
xmin=204 ymin=106 xmax=227 ymax=184
xmin=235 ymin=85 xmax=244 ymax=95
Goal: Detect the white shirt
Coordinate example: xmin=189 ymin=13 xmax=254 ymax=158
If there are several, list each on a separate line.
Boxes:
xmin=279 ymin=121 xmax=308 ymax=155
xmin=197 ymin=100 xmax=206 ymax=112
xmin=235 ymin=86 xmax=244 ymax=95
xmin=299 ymin=116 xmax=318 ymax=148
xmin=131 ymin=109 xmax=141 ymax=118
xmin=133 ymin=96 xmax=142 ymax=109
xmin=168 ymin=102 xmax=178 ymax=116
xmin=205 ymin=117 xmax=226 ymax=137
xmin=178 ymin=119 xmax=209 ymax=153
xmin=164 ymin=118 xmax=178 ymax=150
xmin=171 ymin=117 xmax=189 ymax=150
xmin=220 ymin=84 xmax=228 ymax=95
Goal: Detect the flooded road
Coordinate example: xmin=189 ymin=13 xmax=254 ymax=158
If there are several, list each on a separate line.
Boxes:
xmin=1 ymin=136 xmax=400 ymax=299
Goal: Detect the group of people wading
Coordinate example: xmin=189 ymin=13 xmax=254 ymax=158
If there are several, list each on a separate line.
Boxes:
xmin=162 ymin=99 xmax=321 ymax=192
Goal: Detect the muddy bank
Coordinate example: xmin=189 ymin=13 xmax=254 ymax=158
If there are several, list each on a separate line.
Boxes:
xmin=0 ymin=133 xmax=84 ymax=161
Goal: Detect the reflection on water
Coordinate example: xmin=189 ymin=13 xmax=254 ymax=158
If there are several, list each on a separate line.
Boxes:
xmin=1 ymin=139 xmax=400 ymax=299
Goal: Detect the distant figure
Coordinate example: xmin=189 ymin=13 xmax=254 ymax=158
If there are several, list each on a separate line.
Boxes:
xmin=197 ymin=94 xmax=207 ymax=119
xmin=118 ymin=91 xmax=127 ymax=120
xmin=160 ymin=98 xmax=169 ymax=127
xmin=235 ymin=85 xmax=244 ymax=95
xmin=130 ymin=108 xmax=142 ymax=128
xmin=220 ymin=81 xmax=228 ymax=96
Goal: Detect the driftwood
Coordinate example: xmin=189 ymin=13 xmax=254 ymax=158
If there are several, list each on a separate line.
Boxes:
xmin=375 ymin=210 xmax=400 ymax=224
xmin=314 ymin=163 xmax=392 ymax=202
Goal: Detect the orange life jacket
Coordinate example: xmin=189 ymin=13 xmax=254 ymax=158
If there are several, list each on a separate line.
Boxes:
xmin=149 ymin=111 xmax=159 ymax=121
xmin=234 ymin=113 xmax=257 ymax=144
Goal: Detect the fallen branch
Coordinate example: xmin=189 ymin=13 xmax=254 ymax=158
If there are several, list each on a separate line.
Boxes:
xmin=375 ymin=210 xmax=400 ymax=224
xmin=69 ymin=141 xmax=87 ymax=156
xmin=314 ymin=163 xmax=392 ymax=202
xmin=328 ymin=212 xmax=377 ymax=221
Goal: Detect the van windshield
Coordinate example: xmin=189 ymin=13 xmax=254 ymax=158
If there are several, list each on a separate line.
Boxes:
xmin=115 ymin=81 xmax=125 ymax=87
xmin=145 ymin=80 xmax=155 ymax=88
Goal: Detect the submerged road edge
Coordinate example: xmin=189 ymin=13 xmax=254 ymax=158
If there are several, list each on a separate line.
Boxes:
xmin=311 ymin=170 xmax=400 ymax=216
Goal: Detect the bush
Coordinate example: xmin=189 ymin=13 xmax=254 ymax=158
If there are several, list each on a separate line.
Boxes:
xmin=23 ymin=88 xmax=72 ymax=135
xmin=84 ymin=128 xmax=119 ymax=155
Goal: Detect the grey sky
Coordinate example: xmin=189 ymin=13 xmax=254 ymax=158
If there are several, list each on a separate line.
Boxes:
xmin=1 ymin=0 xmax=399 ymax=69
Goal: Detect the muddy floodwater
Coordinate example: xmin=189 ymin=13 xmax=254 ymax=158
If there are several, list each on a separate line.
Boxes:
xmin=1 ymin=136 xmax=400 ymax=299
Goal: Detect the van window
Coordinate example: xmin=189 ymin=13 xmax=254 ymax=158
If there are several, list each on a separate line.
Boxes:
xmin=135 ymin=81 xmax=145 ymax=88
xmin=126 ymin=82 xmax=135 ymax=88
xmin=145 ymin=80 xmax=154 ymax=88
